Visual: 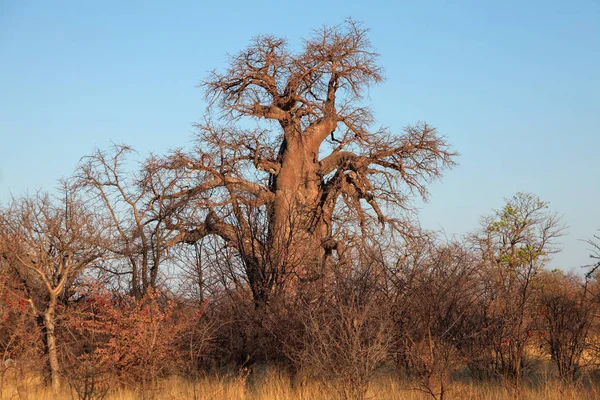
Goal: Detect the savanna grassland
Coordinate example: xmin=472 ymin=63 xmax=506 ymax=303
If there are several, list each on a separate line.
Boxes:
xmin=2 ymin=368 xmax=600 ymax=400
xmin=1 ymin=20 xmax=600 ymax=400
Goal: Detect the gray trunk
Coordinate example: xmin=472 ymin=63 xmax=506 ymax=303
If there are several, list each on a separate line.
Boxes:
xmin=44 ymin=299 xmax=60 ymax=395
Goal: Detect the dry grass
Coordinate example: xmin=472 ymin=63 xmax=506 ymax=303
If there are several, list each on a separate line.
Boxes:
xmin=1 ymin=369 xmax=599 ymax=400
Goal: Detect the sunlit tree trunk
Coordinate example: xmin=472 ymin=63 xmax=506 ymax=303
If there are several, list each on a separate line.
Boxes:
xmin=44 ymin=296 xmax=60 ymax=395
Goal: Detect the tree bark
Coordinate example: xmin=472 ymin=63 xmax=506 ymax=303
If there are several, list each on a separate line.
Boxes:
xmin=44 ymin=298 xmax=60 ymax=395
xmin=270 ymin=134 xmax=328 ymax=274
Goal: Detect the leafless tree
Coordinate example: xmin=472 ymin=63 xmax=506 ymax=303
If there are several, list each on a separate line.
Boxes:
xmin=288 ymin=250 xmax=392 ymax=400
xmin=536 ymin=271 xmax=595 ymax=383
xmin=387 ymin=239 xmax=480 ymax=400
xmin=0 ymin=186 xmax=106 ymax=394
xmin=75 ymin=145 xmax=181 ymax=300
xmin=585 ymin=232 xmax=600 ymax=281
xmin=153 ymin=20 xmax=456 ymax=308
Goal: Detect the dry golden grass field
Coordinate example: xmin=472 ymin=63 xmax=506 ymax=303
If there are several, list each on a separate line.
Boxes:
xmin=1 ymin=370 xmax=599 ymax=400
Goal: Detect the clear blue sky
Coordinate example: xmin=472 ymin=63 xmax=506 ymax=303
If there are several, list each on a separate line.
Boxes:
xmin=1 ymin=0 xmax=598 ymax=271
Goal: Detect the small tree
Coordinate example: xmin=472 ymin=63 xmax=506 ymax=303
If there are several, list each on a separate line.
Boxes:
xmin=471 ymin=192 xmax=564 ymax=389
xmin=289 ymin=249 xmax=391 ymax=400
xmin=0 ymin=187 xmax=106 ymax=393
xmin=389 ymin=240 xmax=478 ymax=400
xmin=76 ymin=145 xmax=180 ymax=300
xmin=585 ymin=231 xmax=600 ymax=280
xmin=536 ymin=270 xmax=594 ymax=383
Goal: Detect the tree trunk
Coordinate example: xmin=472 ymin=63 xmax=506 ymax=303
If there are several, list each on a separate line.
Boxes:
xmin=271 ymin=135 xmax=327 ymax=273
xmin=44 ymin=300 xmax=60 ymax=395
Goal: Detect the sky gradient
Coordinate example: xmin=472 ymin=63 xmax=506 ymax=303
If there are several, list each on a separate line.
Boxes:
xmin=1 ymin=0 xmax=598 ymax=271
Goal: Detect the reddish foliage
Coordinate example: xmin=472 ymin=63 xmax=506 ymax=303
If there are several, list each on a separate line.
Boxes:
xmin=62 ymin=285 xmax=187 ymax=386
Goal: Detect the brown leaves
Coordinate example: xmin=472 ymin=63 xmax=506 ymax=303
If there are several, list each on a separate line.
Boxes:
xmin=64 ymin=288 xmax=186 ymax=386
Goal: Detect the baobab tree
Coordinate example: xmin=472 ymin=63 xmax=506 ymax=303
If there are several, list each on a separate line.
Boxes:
xmin=158 ymin=20 xmax=456 ymax=307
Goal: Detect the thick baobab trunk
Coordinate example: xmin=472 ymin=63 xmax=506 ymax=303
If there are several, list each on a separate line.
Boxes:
xmin=235 ymin=134 xmax=332 ymax=309
xmin=271 ymin=135 xmax=327 ymax=273
xmin=44 ymin=298 xmax=61 ymax=395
